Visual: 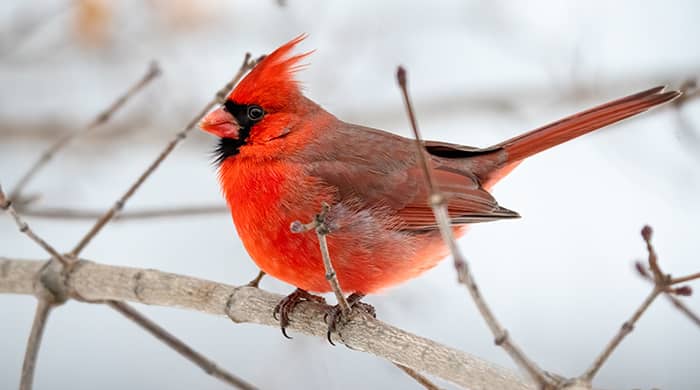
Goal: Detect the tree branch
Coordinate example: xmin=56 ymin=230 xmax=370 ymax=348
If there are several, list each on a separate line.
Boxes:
xmin=106 ymin=300 xmax=257 ymax=390
xmin=9 ymin=62 xmax=161 ymax=202
xmin=0 ymin=257 xmax=531 ymax=390
xmin=580 ymin=287 xmax=661 ymax=382
xmin=396 ymin=66 xmax=551 ymax=387
xmin=1 ymin=184 xmax=70 ymax=267
xmin=17 ymin=204 xmax=228 ymax=221
xmin=393 ymin=363 xmax=442 ymax=390
xmin=20 ymin=298 xmax=54 ymax=390
xmin=665 ymin=294 xmax=700 ymax=327
xmin=579 ymin=225 xmax=690 ymax=383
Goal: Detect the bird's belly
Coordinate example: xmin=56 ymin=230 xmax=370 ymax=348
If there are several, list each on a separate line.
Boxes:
xmin=234 ymin=199 xmax=459 ymax=294
xmin=222 ymin=161 xmax=460 ymax=293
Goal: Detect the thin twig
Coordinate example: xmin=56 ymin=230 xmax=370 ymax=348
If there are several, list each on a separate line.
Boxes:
xmin=641 ymin=226 xmax=663 ymax=282
xmin=69 ymin=53 xmax=258 ymax=257
xmin=669 ymin=272 xmax=700 ymax=285
xmin=9 ymin=62 xmax=161 ymax=202
xmin=20 ymin=298 xmax=53 ymax=390
xmin=245 ymin=270 xmax=265 ymax=288
xmin=580 ymin=225 xmax=667 ymax=382
xmin=395 ymin=66 xmax=552 ymax=387
xmin=317 ymin=229 xmax=350 ymax=313
xmin=581 ymin=287 xmax=661 ymax=381
xmin=107 ymin=301 xmax=257 ymax=390
xmin=636 ymin=262 xmax=700 ymax=328
xmin=666 ymin=293 xmax=700 ymax=327
xmin=394 ymin=363 xmax=442 ymax=390
xmin=291 ymin=202 xmax=350 ymax=314
xmin=0 ymin=185 xmax=69 ymax=267
xmin=18 ymin=204 xmax=227 ymax=220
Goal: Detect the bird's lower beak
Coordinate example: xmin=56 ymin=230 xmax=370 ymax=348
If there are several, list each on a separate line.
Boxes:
xmin=199 ymin=107 xmax=240 ymax=139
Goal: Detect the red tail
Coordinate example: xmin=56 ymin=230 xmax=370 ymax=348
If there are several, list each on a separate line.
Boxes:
xmin=497 ymin=86 xmax=680 ymax=163
xmin=480 ymin=86 xmax=680 ymax=189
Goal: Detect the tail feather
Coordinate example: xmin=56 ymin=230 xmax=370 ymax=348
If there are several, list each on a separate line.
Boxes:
xmin=495 ymin=86 xmax=681 ymax=164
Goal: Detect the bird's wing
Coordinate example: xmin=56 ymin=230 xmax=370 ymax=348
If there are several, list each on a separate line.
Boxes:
xmin=302 ymin=124 xmax=518 ymax=232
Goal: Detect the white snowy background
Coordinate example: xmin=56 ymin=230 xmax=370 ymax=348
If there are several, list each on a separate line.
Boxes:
xmin=1 ymin=0 xmax=699 ymax=389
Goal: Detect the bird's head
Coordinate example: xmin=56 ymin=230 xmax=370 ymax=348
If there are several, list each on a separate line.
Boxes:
xmin=199 ymin=34 xmax=315 ymax=162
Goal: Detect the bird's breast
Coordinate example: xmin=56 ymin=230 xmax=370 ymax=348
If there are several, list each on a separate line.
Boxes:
xmin=218 ymin=158 xmax=334 ymax=283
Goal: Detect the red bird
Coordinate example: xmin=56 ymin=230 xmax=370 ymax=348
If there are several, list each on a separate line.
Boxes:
xmin=200 ymin=35 xmax=680 ymax=336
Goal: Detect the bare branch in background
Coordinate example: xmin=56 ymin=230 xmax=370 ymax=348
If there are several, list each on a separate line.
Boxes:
xmin=19 ymin=298 xmax=54 ymax=390
xmin=0 ymin=2 xmax=73 ymax=59
xmin=18 ymin=204 xmax=228 ymax=221
xmin=0 ymin=258 xmax=531 ymax=390
xmin=393 ymin=363 xmax=442 ymax=390
xmin=1 ymin=185 xmax=70 ymax=267
xmin=635 ymin=258 xmax=700 ymax=328
xmin=107 ymin=301 xmax=257 ymax=390
xmin=9 ymin=62 xmax=162 ymax=203
xmin=581 ymin=288 xmax=661 ymax=383
xmin=396 ymin=66 xmax=552 ymax=387
xmin=672 ymin=77 xmax=700 ymax=159
xmin=3 ymin=73 xmax=696 ymax=143
xmin=579 ymin=225 xmax=699 ymax=383
xmin=665 ymin=294 xmax=700 ymax=327
xmin=68 ymin=54 xmax=258 ymax=257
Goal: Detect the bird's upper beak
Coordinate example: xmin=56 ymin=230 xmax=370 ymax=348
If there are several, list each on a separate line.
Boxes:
xmin=199 ymin=107 xmax=240 ymax=139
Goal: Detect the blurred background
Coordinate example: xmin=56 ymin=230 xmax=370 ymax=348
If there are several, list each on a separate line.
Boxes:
xmin=1 ymin=0 xmax=699 ymax=389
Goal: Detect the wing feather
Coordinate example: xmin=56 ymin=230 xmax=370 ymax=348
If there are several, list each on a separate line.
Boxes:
xmin=302 ymin=123 xmax=517 ymax=232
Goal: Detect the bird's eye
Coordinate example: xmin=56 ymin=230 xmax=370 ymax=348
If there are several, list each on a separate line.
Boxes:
xmin=247 ymin=105 xmax=264 ymax=121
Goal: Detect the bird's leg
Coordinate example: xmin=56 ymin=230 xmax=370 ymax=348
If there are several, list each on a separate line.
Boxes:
xmin=245 ymin=270 xmax=266 ymax=288
xmin=324 ymin=293 xmax=376 ymax=345
xmin=273 ymin=288 xmax=326 ymax=339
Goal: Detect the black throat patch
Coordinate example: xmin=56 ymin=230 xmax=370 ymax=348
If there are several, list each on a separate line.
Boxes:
xmin=213 ymin=101 xmax=264 ymax=164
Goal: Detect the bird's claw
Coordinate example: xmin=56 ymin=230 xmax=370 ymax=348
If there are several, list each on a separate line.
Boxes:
xmin=324 ymin=293 xmax=375 ymax=345
xmin=273 ymin=288 xmax=326 ymax=339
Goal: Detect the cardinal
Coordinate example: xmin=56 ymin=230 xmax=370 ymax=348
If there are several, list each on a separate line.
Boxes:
xmin=199 ymin=35 xmax=680 ymax=338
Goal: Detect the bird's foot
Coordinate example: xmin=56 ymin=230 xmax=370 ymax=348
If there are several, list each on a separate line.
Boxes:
xmin=324 ymin=293 xmax=376 ymax=345
xmin=273 ymin=288 xmax=326 ymax=339
xmin=245 ymin=270 xmax=265 ymax=288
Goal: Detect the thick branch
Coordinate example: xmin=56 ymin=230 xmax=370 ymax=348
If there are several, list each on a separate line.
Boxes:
xmin=0 ymin=257 xmax=530 ymax=390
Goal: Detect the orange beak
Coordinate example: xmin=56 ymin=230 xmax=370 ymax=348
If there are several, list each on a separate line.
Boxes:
xmin=199 ymin=107 xmax=240 ymax=139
